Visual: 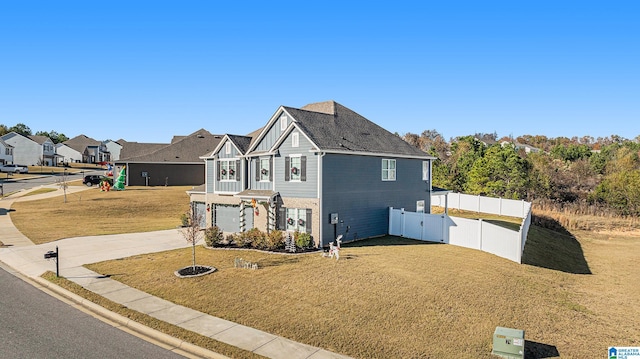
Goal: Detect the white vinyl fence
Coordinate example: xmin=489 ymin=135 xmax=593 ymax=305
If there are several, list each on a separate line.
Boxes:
xmin=389 ymin=193 xmax=532 ymax=263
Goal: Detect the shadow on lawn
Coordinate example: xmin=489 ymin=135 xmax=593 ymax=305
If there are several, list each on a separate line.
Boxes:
xmin=342 ymin=236 xmax=441 ymax=248
xmin=522 ymin=215 xmax=592 ymax=274
xmin=525 ymin=340 xmax=560 ymax=358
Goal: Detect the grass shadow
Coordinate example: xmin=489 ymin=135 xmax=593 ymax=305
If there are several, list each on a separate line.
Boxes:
xmin=525 ymin=340 xmax=560 ymax=358
xmin=342 ymin=235 xmax=442 ymax=248
xmin=522 ymin=215 xmax=591 ymax=274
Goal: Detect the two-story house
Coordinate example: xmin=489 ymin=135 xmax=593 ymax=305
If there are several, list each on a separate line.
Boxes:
xmin=0 ymin=138 xmax=14 ymax=165
xmin=0 ymin=132 xmax=58 ymax=166
xmin=190 ymin=101 xmax=435 ymax=248
xmin=63 ymin=135 xmax=112 ymax=164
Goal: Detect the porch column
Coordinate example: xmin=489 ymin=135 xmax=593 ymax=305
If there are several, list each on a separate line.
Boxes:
xmin=239 ymin=201 xmax=246 ymax=232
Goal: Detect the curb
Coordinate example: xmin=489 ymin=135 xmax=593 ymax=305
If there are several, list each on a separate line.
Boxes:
xmin=7 ymin=265 xmax=229 ymax=359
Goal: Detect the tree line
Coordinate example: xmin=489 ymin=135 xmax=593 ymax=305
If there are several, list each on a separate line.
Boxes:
xmin=0 ymin=123 xmax=69 ymax=144
xmin=402 ymin=130 xmax=640 ymax=217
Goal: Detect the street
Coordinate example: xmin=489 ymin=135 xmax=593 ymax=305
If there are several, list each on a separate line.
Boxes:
xmin=0 ymin=170 xmax=103 ymax=196
xmin=0 ymin=265 xmax=186 ymax=359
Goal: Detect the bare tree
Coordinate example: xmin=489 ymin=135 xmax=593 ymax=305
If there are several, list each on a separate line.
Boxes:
xmin=180 ymin=208 xmax=204 ymax=272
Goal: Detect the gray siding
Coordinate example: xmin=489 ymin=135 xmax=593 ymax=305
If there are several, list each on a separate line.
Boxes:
xmin=320 ymin=154 xmax=431 ymax=246
xmin=218 ymin=139 xmax=241 ymax=159
xmin=122 ymin=163 xmax=204 ymax=186
xmin=215 ymin=159 xmax=243 ymax=193
xmin=254 ymin=113 xmax=288 ymax=152
xmin=274 ymin=131 xmax=317 ymax=198
xmin=206 ymin=159 xmax=214 ymax=193
xmin=249 ymin=156 xmax=273 ymax=191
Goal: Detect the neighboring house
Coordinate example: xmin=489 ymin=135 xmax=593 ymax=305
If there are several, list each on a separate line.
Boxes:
xmin=103 ymin=140 xmax=123 ymax=161
xmin=1 ymin=132 xmax=57 ymax=166
xmin=0 ymin=138 xmax=14 ymax=165
xmin=189 ymin=101 xmax=435 ymax=248
xmin=55 ymin=143 xmax=83 ymax=164
xmin=500 ymin=141 xmax=541 ymax=154
xmin=29 ymin=135 xmax=60 ymax=166
xmin=63 ymin=135 xmax=112 ymax=163
xmin=115 ymin=129 xmax=222 ymax=186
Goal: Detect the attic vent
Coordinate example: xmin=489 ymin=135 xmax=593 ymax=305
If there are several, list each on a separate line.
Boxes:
xmin=361 ymin=132 xmax=371 ymax=136
xmin=197 ymin=135 xmax=204 ymax=138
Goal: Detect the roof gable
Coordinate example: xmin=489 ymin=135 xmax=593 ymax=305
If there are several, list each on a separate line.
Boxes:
xmin=63 ymin=134 xmax=101 ymax=152
xmin=284 ymin=101 xmax=432 ymax=158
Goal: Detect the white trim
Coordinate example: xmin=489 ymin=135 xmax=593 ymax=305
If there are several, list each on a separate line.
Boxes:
xmin=213 ymin=191 xmax=239 ymax=195
xmin=280 ymin=115 xmax=288 ymax=131
xmin=382 ymin=158 xmax=396 ymax=181
xmin=311 ymin=148 xmax=435 ymax=160
xmin=288 ymin=154 xmax=302 ymax=182
xmin=269 ymin=122 xmax=320 ymax=154
xmin=246 ymin=107 xmax=293 ymax=153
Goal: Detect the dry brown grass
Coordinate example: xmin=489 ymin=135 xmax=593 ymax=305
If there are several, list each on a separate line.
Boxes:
xmin=85 ymin=229 xmax=640 ymax=359
xmin=10 ymin=186 xmax=191 ymax=244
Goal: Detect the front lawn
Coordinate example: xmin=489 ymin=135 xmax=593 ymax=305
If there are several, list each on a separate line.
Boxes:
xmin=10 ymin=186 xmax=191 ymax=244
xmin=85 ymin=230 xmax=640 ymax=358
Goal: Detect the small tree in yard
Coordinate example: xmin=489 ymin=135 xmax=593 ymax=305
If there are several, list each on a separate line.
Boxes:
xmin=180 ymin=208 xmax=204 ymax=273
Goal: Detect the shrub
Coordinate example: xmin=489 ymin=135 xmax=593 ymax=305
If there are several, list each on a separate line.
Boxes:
xmin=179 ymin=212 xmax=189 ymax=227
xmin=294 ymin=231 xmax=312 ymax=248
xmin=226 ymin=233 xmax=240 ymax=247
xmin=245 ymin=228 xmax=267 ymax=249
xmin=204 ymin=226 xmax=224 ymax=247
xmin=266 ymin=230 xmax=285 ymax=250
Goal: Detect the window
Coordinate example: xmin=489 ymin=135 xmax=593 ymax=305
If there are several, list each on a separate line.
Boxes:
xmin=416 ymin=200 xmax=425 ymax=213
xmin=280 ymin=115 xmax=287 ymax=131
xmin=225 ymin=142 xmax=231 ymax=155
xmin=259 ymin=158 xmax=270 ymax=181
xmin=292 ymin=132 xmax=299 ymax=148
xmin=219 ymin=160 xmax=237 ymax=181
xmin=290 ymin=156 xmax=301 ymax=181
xmin=285 ymin=208 xmax=309 ymax=233
xmin=422 ymin=161 xmax=430 ymax=181
xmin=382 ymin=159 xmax=396 ymax=181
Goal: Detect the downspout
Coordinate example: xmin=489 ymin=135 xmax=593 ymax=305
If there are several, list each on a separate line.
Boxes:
xmin=317 ymin=151 xmax=326 ymax=247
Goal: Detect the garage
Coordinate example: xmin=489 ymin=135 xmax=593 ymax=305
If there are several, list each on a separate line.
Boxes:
xmin=214 ymin=204 xmax=254 ymax=233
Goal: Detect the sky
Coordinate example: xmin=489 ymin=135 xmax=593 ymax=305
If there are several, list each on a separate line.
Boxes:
xmin=1 ymin=1 xmax=638 ymax=144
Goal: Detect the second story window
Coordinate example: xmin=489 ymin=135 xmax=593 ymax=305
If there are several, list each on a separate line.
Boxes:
xmin=259 ymin=158 xmax=271 ymax=181
xmin=285 ymin=155 xmax=306 ymax=182
xmin=382 ymin=159 xmax=396 ymax=181
xmin=219 ymin=160 xmax=237 ymax=181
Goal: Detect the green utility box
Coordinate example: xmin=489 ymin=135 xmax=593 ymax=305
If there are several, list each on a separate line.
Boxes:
xmin=492 ymin=327 xmax=525 ymax=359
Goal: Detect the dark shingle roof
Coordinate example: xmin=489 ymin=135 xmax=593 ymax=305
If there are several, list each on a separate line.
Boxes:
xmin=119 ymin=129 xmax=222 ymax=162
xmin=119 ymin=141 xmax=169 ymax=160
xmin=227 ymin=135 xmax=253 ymax=154
xmin=63 ymin=135 xmax=101 ymax=152
xmin=28 ymin=135 xmax=52 ymax=145
xmin=283 ymin=101 xmax=430 ymax=158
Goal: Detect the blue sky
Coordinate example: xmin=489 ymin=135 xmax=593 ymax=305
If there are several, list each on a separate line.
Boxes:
xmin=1 ymin=1 xmax=638 ymax=143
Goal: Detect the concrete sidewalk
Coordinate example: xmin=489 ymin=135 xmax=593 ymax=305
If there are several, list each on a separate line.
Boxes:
xmin=0 ymin=186 xmax=351 ymax=359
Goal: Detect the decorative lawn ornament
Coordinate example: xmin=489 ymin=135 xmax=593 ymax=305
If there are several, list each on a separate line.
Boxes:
xmin=323 ymin=235 xmax=342 ymax=260
xmin=100 ymin=180 xmax=111 ymax=192
xmin=113 ymin=165 xmax=126 ymax=190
